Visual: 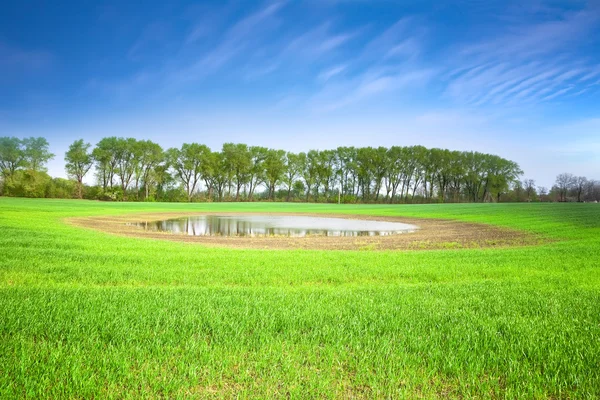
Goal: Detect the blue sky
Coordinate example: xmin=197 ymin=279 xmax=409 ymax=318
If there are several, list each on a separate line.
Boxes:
xmin=1 ymin=0 xmax=599 ymax=187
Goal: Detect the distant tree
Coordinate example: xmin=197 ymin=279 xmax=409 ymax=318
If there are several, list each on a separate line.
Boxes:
xmin=199 ymin=150 xmax=217 ymax=200
xmin=315 ymin=149 xmax=337 ymax=201
xmin=114 ymin=138 xmax=140 ymax=199
xmin=211 ymin=152 xmax=229 ymax=202
xmin=92 ymin=137 xmax=119 ymax=191
xmin=0 ymin=137 xmax=25 ymax=181
xmin=64 ymin=139 xmax=93 ymax=199
xmin=167 ymin=143 xmax=210 ymax=202
xmin=356 ymin=147 xmax=377 ymax=201
xmin=222 ymin=143 xmax=251 ymax=201
xmin=447 ymin=151 xmax=466 ymax=203
xmin=537 ymin=186 xmax=548 ymax=202
xmin=523 ymin=179 xmax=536 ymax=202
xmin=573 ymin=176 xmax=588 ymax=202
xmin=512 ymin=180 xmax=524 ymax=202
xmin=336 ymin=146 xmax=357 ymax=197
xmin=264 ymin=149 xmax=286 ymax=200
xmin=555 ymin=173 xmax=575 ymax=202
xmin=585 ymin=180 xmax=600 ymax=202
xmin=383 ymin=146 xmax=404 ymax=202
xmin=283 ymin=152 xmax=301 ymax=201
xmin=300 ymin=151 xmax=320 ymax=202
xmin=134 ymin=140 xmax=163 ymax=200
xmin=247 ymin=146 xmax=268 ymax=201
xmin=22 ymin=137 xmax=54 ymax=172
xmin=485 ymin=156 xmax=522 ymax=203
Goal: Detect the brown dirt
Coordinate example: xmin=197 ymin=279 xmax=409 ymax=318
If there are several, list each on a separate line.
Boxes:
xmin=66 ymin=212 xmax=543 ymax=251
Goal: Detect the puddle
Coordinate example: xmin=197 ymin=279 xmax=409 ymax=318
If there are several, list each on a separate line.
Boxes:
xmin=129 ymin=215 xmax=418 ymax=237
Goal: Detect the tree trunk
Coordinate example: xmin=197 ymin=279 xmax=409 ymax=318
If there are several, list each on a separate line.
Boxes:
xmin=78 ymin=177 xmax=83 ymax=199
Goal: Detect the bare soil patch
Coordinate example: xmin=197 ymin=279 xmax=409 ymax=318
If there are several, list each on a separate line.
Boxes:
xmin=67 ymin=212 xmax=542 ymax=251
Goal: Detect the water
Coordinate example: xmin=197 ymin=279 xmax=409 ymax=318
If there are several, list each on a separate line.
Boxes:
xmin=130 ymin=215 xmax=418 ymax=237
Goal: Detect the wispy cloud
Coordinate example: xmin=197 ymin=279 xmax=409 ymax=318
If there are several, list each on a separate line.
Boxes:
xmin=317 ymin=65 xmax=347 ymax=82
xmin=444 ymin=7 xmax=600 ymax=107
xmin=172 ymin=1 xmax=286 ymax=83
xmin=311 ymin=67 xmax=434 ymax=112
xmin=127 ymin=22 xmax=172 ymax=61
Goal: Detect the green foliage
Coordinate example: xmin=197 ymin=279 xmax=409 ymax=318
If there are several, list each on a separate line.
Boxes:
xmin=0 ymin=137 xmax=26 ymax=180
xmin=2 ymin=169 xmax=52 ymax=198
xmin=65 ymin=139 xmax=93 ymax=199
xmin=21 ymin=137 xmax=54 ymax=172
xmin=5 ymin=136 xmax=600 ymax=204
xmin=167 ymin=143 xmax=211 ymax=202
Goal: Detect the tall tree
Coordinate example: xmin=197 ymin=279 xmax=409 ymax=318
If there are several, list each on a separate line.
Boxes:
xmin=134 ymin=140 xmax=164 ymax=200
xmin=0 ymin=137 xmax=25 ymax=179
xmin=300 ymin=151 xmax=319 ymax=202
xmin=486 ymin=156 xmax=522 ymax=202
xmin=264 ymin=149 xmax=286 ymax=200
xmin=222 ymin=143 xmax=251 ymax=201
xmin=22 ymin=137 xmax=54 ymax=172
xmin=114 ymin=138 xmax=140 ymax=199
xmin=523 ymin=179 xmax=536 ymax=202
xmin=573 ymin=176 xmax=588 ymax=202
xmin=555 ymin=173 xmax=575 ymax=202
xmin=283 ymin=152 xmax=301 ymax=201
xmin=167 ymin=143 xmax=210 ymax=202
xmin=247 ymin=146 xmax=268 ymax=201
xmin=92 ymin=137 xmax=119 ymax=191
xmin=336 ymin=146 xmax=357 ymax=197
xmin=64 ymin=139 xmax=93 ymax=199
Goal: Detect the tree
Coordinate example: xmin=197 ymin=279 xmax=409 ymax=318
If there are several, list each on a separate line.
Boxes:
xmin=573 ymin=176 xmax=588 ymax=202
xmin=247 ymin=146 xmax=268 ymax=201
xmin=221 ymin=143 xmax=251 ymax=201
xmin=523 ymin=179 xmax=536 ymax=202
xmin=211 ymin=152 xmax=229 ymax=202
xmin=114 ymin=138 xmax=140 ymax=199
xmin=336 ymin=146 xmax=357 ymax=197
xmin=512 ymin=180 xmax=524 ymax=202
xmin=447 ymin=151 xmax=465 ymax=203
xmin=22 ymin=137 xmax=54 ymax=172
xmin=264 ymin=149 xmax=286 ymax=200
xmin=64 ymin=139 xmax=93 ymax=199
xmin=537 ymin=186 xmax=548 ymax=202
xmin=584 ymin=180 xmax=600 ymax=202
xmin=283 ymin=152 xmax=301 ymax=201
xmin=300 ymin=151 xmax=319 ymax=202
xmin=356 ymin=147 xmax=377 ymax=201
xmin=134 ymin=140 xmax=164 ymax=200
xmin=0 ymin=137 xmax=25 ymax=181
xmin=484 ymin=156 xmax=522 ymax=203
xmin=555 ymin=173 xmax=575 ymax=202
xmin=314 ymin=150 xmax=337 ymax=201
xmin=92 ymin=137 xmax=119 ymax=191
xmin=167 ymin=143 xmax=210 ymax=202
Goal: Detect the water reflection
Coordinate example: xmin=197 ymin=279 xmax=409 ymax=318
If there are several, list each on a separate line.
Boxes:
xmin=129 ymin=215 xmax=417 ymax=237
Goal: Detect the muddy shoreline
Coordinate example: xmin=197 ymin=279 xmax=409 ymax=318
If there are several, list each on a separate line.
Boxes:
xmin=67 ymin=212 xmax=542 ymax=251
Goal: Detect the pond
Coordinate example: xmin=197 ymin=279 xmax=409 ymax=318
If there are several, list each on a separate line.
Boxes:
xmin=130 ymin=215 xmax=418 ymax=237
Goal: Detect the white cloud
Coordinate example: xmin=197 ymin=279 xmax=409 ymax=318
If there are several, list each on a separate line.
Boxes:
xmin=317 ymin=65 xmax=347 ymax=82
xmin=311 ymin=67 xmax=434 ymax=112
xmin=444 ymin=8 xmax=600 ymax=107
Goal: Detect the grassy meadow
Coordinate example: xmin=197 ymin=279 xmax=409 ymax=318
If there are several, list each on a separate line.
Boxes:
xmin=0 ymin=197 xmax=599 ymax=398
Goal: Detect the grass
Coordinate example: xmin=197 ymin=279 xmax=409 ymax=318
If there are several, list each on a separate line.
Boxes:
xmin=0 ymin=198 xmax=599 ymax=398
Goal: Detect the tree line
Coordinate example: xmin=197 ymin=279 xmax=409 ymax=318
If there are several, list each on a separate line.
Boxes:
xmin=1 ymin=136 xmax=599 ymax=203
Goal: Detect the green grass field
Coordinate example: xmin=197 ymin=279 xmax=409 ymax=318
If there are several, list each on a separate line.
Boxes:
xmin=1 ymin=198 xmax=599 ymax=398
